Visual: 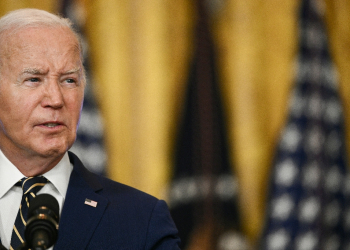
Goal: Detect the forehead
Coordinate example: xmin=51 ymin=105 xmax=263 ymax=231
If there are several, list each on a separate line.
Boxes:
xmin=0 ymin=26 xmax=81 ymax=67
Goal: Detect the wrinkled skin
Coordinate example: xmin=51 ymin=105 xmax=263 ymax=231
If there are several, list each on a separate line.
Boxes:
xmin=0 ymin=26 xmax=85 ymax=176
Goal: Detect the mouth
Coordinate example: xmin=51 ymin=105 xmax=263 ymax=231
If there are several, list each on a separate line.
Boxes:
xmin=43 ymin=122 xmax=61 ymax=128
xmin=38 ymin=121 xmax=65 ymax=129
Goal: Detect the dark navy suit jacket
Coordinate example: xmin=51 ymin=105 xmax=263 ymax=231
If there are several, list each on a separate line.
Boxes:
xmin=53 ymin=152 xmax=180 ymax=249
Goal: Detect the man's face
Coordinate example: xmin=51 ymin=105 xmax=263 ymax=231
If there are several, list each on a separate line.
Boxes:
xmin=0 ymin=26 xmax=85 ymax=160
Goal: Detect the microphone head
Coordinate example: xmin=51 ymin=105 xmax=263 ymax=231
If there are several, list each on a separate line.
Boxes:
xmin=28 ymin=193 xmax=59 ymax=220
xmin=25 ymin=194 xmax=60 ymax=249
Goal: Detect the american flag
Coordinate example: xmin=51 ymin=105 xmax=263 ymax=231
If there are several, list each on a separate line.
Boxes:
xmin=84 ymin=198 xmax=98 ymax=208
xmin=60 ymin=0 xmax=107 ymax=176
xmin=259 ymin=0 xmax=350 ymax=249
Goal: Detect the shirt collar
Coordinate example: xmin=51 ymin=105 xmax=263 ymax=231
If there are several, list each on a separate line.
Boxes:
xmin=0 ymin=150 xmax=24 ymax=199
xmin=0 ymin=150 xmax=72 ymax=199
xmin=42 ymin=152 xmax=72 ymax=198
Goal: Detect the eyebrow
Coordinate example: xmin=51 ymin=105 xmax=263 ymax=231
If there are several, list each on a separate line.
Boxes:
xmin=21 ymin=68 xmax=45 ymax=75
xmin=62 ymin=68 xmax=81 ymax=75
xmin=20 ymin=67 xmax=81 ymax=75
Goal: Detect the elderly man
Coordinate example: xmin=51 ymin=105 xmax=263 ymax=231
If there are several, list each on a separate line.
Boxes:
xmin=0 ymin=8 xmax=180 ymax=250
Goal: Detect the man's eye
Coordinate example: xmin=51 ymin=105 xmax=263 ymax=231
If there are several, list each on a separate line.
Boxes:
xmin=23 ymin=77 xmax=41 ymax=87
xmin=62 ymin=78 xmax=79 ymax=88
xmin=66 ymin=78 xmax=76 ymax=83
xmin=28 ymin=78 xmax=40 ymax=82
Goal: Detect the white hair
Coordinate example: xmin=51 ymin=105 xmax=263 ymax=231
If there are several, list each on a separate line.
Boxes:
xmin=0 ymin=8 xmax=73 ymax=31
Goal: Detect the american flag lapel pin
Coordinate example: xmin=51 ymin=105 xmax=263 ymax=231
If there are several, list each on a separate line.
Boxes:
xmin=85 ymin=198 xmax=98 ymax=207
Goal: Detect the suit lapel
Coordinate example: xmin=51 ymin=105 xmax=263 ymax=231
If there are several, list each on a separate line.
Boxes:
xmin=54 ymin=152 xmax=109 ymax=249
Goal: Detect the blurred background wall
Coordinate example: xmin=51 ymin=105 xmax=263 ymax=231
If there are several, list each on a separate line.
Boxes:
xmin=1 ymin=0 xmax=349 ymax=249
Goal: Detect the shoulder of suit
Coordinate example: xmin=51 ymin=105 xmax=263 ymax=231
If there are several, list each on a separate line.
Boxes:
xmin=68 ymin=151 xmax=160 ymax=206
xmin=98 ymin=174 xmax=159 ymax=202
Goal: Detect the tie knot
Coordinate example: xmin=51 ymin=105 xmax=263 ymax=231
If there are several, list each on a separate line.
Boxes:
xmin=17 ymin=176 xmax=48 ymax=195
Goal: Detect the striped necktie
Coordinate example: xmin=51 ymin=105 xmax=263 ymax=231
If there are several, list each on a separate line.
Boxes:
xmin=10 ymin=176 xmax=48 ymax=250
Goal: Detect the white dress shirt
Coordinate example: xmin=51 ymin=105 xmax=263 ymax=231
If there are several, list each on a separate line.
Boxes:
xmin=0 ymin=150 xmax=73 ymax=249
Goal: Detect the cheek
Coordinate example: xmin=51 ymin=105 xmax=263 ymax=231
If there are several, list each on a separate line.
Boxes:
xmin=0 ymin=89 xmax=22 ymax=124
xmin=65 ymin=91 xmax=84 ymax=122
xmin=0 ymin=87 xmax=40 ymax=132
xmin=0 ymin=100 xmax=32 ymax=135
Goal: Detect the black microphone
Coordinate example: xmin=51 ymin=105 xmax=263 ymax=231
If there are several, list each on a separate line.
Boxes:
xmin=24 ymin=194 xmax=59 ymax=250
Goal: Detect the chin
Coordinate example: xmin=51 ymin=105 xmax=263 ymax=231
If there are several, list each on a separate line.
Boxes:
xmin=36 ymin=148 xmax=67 ymax=159
xmin=35 ymin=141 xmax=72 ymax=158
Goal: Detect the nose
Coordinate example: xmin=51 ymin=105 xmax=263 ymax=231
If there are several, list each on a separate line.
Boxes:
xmin=41 ymin=79 xmax=64 ymax=109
